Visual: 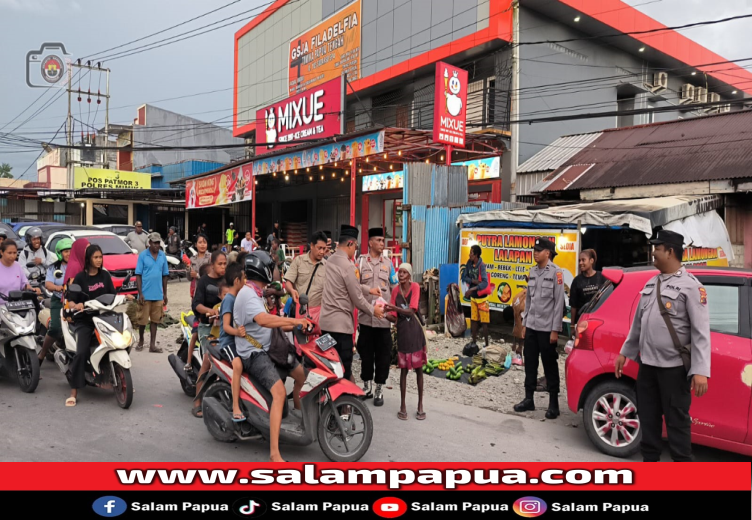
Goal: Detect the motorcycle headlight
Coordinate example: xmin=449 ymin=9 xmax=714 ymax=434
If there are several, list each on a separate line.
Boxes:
xmin=97 ymin=325 xmax=132 ymax=348
xmin=0 ymin=307 xmax=35 ymax=336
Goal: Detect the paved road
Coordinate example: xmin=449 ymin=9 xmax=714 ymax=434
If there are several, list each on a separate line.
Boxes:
xmin=1 ymin=348 xmax=746 ymax=462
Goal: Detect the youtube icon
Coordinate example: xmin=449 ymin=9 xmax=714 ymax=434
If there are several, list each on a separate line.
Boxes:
xmin=373 ymin=497 xmax=408 ymax=518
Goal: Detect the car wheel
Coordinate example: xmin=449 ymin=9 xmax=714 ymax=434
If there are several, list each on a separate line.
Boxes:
xmin=582 ymin=380 xmax=641 ymax=458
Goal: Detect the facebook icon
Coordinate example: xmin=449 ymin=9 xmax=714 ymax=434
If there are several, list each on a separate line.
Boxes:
xmin=92 ymin=496 xmax=128 ymax=517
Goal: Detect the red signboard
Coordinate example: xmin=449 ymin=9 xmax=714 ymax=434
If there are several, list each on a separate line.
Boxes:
xmin=185 ymin=165 xmax=252 ymax=209
xmin=432 ymin=61 xmax=468 ymax=148
xmin=256 ymin=76 xmax=344 ymax=155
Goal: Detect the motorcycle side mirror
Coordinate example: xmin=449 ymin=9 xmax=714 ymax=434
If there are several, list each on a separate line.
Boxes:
xmin=54 ymin=270 xmax=63 ymax=278
xmin=26 ymin=262 xmax=37 ymax=268
xmin=299 ymin=294 xmax=309 ymax=306
xmin=68 ymin=284 xmax=83 ymax=295
xmin=206 ymin=284 xmax=219 ymax=297
xmin=8 ymin=290 xmax=23 ymax=300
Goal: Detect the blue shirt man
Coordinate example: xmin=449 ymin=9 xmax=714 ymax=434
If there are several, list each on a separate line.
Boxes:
xmin=135 ymin=232 xmax=170 ymax=353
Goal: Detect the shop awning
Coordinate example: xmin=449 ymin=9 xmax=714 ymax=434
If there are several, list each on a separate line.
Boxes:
xmin=457 ymin=195 xmax=731 ymax=256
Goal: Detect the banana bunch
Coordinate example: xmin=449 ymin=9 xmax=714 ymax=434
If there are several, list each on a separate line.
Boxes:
xmin=484 ymin=361 xmax=505 ymax=376
xmin=468 ymin=365 xmax=487 ymax=385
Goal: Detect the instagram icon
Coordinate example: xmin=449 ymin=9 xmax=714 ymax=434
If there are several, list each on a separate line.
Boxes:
xmin=514 ymin=497 xmax=547 ymax=518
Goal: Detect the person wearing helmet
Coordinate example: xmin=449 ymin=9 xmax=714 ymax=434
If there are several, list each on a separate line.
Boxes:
xmin=19 ymin=227 xmax=56 ymax=280
xmin=234 ymin=251 xmax=311 ymax=462
xmin=38 ymin=238 xmax=74 ymax=363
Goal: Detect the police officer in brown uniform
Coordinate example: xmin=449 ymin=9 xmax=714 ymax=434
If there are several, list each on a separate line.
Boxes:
xmin=514 ymin=238 xmax=565 ymax=419
xmin=320 ymin=225 xmax=385 ymax=382
xmin=357 ymin=227 xmax=397 ymax=406
xmin=616 ymin=230 xmax=711 ymax=462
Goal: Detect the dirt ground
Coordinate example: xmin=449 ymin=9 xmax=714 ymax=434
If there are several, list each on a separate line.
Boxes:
xmin=160 ymin=280 xmax=577 ymax=425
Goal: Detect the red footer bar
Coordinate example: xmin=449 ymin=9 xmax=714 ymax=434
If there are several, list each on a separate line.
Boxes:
xmin=1 ymin=463 xmax=749 ymax=491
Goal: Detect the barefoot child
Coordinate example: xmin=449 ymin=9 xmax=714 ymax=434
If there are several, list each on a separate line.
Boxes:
xmin=220 ymin=262 xmax=248 ymax=422
xmin=385 ymin=263 xmax=427 ymax=421
xmin=185 ymin=263 xmax=213 ymax=373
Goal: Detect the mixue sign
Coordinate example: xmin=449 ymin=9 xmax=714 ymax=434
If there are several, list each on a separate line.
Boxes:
xmin=256 ymin=76 xmax=344 ymax=155
xmin=433 ymin=61 xmax=468 ymax=149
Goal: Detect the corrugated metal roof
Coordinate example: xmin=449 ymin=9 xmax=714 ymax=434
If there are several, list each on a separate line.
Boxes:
xmin=542 ymin=110 xmax=752 ymax=192
xmin=517 ymin=132 xmax=602 ymax=173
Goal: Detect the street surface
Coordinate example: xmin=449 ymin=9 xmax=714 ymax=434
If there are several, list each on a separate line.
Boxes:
xmin=0 ymin=283 xmax=747 ymax=463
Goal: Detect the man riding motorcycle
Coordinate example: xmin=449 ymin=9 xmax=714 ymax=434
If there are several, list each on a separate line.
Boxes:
xmin=38 ymin=238 xmax=73 ymax=363
xmin=19 ymin=227 xmax=56 ymax=280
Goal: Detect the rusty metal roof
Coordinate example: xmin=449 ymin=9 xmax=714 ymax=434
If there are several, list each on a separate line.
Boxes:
xmin=538 ymin=110 xmax=752 ymax=192
xmin=517 ymin=132 xmax=602 ymax=173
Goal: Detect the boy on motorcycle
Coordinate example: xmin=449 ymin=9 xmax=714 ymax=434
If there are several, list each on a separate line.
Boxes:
xmin=234 ymin=251 xmax=310 ymax=462
xmin=19 ymin=227 xmax=56 ymax=279
xmin=220 ymin=263 xmax=248 ymax=422
xmin=38 ymin=238 xmax=73 ymax=363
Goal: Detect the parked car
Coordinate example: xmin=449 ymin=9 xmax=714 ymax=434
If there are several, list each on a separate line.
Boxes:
xmin=0 ymin=223 xmax=25 ymax=248
xmin=93 ymin=224 xmax=134 ymax=237
xmin=566 ymin=266 xmax=752 ymax=458
xmin=42 ymin=228 xmax=138 ymax=293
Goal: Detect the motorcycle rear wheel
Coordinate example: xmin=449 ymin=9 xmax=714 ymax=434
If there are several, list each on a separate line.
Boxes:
xmin=318 ymin=395 xmax=373 ymax=462
xmin=203 ymin=382 xmax=237 ymax=443
xmin=113 ymin=363 xmax=133 ymax=409
xmin=15 ymin=347 xmax=40 ymax=393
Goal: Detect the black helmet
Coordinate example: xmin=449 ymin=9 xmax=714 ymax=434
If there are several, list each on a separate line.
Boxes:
xmin=244 ymin=250 xmax=273 ymax=284
xmin=25 ymin=226 xmax=43 ymax=244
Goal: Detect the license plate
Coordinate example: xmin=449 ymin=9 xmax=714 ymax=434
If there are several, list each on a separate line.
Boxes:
xmin=6 ymin=300 xmax=33 ymax=311
xmin=124 ymin=281 xmax=137 ymax=290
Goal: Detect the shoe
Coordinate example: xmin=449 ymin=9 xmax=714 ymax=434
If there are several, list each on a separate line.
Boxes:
xmin=374 ymin=384 xmax=384 ymax=407
xmin=512 ymin=355 xmax=523 ymax=366
xmin=545 ymin=395 xmax=560 ymax=419
xmin=359 ymin=380 xmax=373 ymax=400
xmin=513 ymin=398 xmax=535 ymax=412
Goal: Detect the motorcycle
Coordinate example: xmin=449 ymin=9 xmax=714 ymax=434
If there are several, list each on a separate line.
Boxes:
xmin=26 ymin=261 xmax=52 ymax=349
xmin=199 ymin=294 xmax=374 ymax=462
xmin=55 ymin=276 xmax=135 ymax=409
xmin=167 ymin=311 xmax=203 ymax=397
xmin=0 ymin=289 xmax=41 ymax=393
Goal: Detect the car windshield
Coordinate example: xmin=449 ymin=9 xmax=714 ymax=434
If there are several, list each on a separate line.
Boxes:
xmin=0 ymin=224 xmax=18 ymax=240
xmin=86 ymin=236 xmax=133 ymax=255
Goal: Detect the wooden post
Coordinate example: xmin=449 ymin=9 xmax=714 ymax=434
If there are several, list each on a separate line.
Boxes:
xmin=350 ymin=159 xmax=357 ymax=225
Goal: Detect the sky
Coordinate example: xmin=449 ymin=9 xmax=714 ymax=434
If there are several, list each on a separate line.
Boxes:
xmin=0 ymin=0 xmax=750 ymax=180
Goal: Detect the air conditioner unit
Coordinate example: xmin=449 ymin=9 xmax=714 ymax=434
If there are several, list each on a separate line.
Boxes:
xmin=679 ymin=84 xmax=695 ymax=104
xmin=694 ymin=87 xmax=708 ymax=104
xmin=705 ymin=92 xmax=720 ymax=113
xmin=650 ymin=72 xmax=668 ymax=91
xmin=720 ymin=104 xmax=731 ymax=113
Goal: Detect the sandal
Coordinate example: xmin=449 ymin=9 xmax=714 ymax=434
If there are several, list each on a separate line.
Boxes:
xmin=191 ymin=404 xmax=203 ymax=418
xmin=65 ymin=397 xmax=76 ymax=407
xmin=232 ymin=411 xmax=246 ymax=422
xmin=416 ymin=411 xmax=426 ymax=420
xmin=184 ymin=364 xmax=194 ymax=374
xmin=149 ymin=347 xmax=163 ymax=353
xmin=397 ymin=410 xmax=408 ymax=420
xmin=136 ymin=344 xmax=144 ymax=352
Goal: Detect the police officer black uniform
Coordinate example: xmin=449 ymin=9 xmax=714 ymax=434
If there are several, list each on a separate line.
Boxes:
xmin=514 ymin=238 xmax=565 ymax=419
xmin=616 ymin=230 xmax=711 ymax=462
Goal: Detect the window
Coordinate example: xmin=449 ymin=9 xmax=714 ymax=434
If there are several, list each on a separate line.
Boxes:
xmin=704 ymin=285 xmax=739 ymax=334
xmin=87 ymin=236 xmax=133 ymax=255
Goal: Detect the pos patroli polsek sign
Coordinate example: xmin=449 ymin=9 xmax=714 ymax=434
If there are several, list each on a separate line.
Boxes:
xmin=433 ymin=61 xmax=468 ymax=150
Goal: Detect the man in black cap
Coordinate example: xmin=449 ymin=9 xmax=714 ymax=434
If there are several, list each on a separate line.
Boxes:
xmin=615 ymin=229 xmax=710 ymax=461
xmin=321 ymin=225 xmax=385 ymax=381
xmin=356 ymin=227 xmax=398 ymax=405
xmin=514 ymin=237 xmax=565 ymax=419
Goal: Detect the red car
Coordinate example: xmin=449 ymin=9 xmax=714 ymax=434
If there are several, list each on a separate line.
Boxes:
xmin=44 ymin=230 xmax=138 ymax=293
xmin=566 ymin=266 xmax=752 ymax=458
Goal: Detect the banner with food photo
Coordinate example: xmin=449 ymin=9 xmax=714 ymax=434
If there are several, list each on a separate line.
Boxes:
xmin=185 ymin=164 xmax=253 ymax=209
xmin=458 ymin=228 xmax=580 ymax=311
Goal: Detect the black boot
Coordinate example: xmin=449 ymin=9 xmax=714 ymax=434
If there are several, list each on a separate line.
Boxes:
xmin=545 ymin=394 xmax=560 ymax=419
xmin=514 ymin=394 xmax=535 ymax=412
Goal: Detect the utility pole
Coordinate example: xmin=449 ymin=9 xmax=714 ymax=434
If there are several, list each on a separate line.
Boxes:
xmin=65 ymin=60 xmax=111 ymax=186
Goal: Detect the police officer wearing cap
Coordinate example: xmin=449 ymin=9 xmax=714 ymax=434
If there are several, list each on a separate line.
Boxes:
xmin=321 ymin=225 xmax=385 ymax=382
xmin=616 ymin=230 xmax=711 ymax=462
xmin=514 ymin=238 xmax=565 ymax=419
xmin=356 ymin=227 xmax=398 ymax=405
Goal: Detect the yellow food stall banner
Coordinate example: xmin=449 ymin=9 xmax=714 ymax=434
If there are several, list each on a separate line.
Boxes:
xmin=459 ymin=228 xmax=580 ymax=311
xmin=74 ymin=167 xmax=151 ymax=190
xmin=682 ymin=246 xmax=729 ymax=267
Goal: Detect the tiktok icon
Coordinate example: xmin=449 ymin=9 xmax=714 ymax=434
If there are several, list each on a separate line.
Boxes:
xmin=233 ymin=498 xmax=268 ymax=518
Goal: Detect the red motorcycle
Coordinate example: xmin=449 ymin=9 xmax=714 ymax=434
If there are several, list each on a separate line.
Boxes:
xmin=199 ymin=295 xmax=374 ymax=462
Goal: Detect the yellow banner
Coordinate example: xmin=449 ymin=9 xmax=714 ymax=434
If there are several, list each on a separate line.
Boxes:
xmin=682 ymin=246 xmax=729 ymax=267
xmin=74 ymin=168 xmax=151 ymax=190
xmin=459 ymin=228 xmax=580 ymax=311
